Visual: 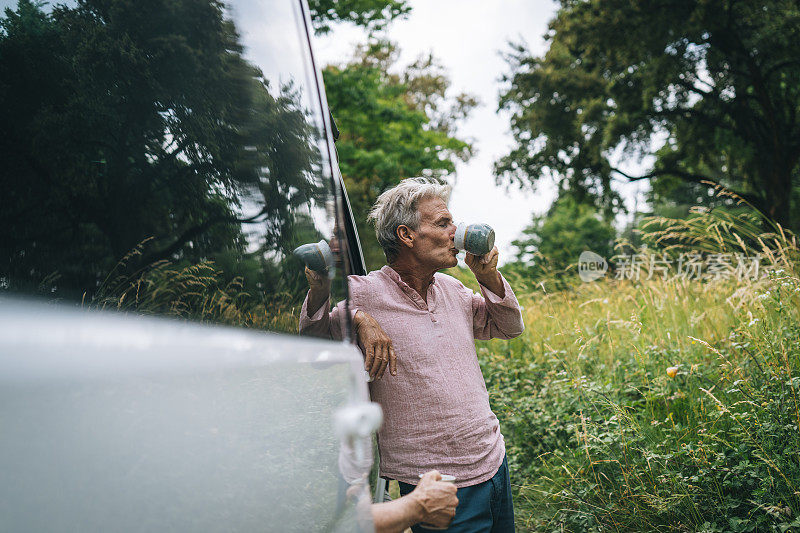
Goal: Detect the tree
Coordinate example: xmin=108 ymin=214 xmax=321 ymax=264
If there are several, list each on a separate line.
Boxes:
xmin=308 ymin=0 xmax=410 ymax=34
xmin=511 ymin=198 xmax=616 ymax=279
xmin=0 ymin=0 xmax=320 ymax=298
xmin=323 ymin=40 xmax=477 ymax=269
xmin=497 ymin=0 xmax=800 ymax=230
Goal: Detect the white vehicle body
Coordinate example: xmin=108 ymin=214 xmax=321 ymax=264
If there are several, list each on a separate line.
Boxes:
xmin=0 ymin=301 xmax=375 ymax=531
xmin=0 ymin=0 xmax=376 ymax=530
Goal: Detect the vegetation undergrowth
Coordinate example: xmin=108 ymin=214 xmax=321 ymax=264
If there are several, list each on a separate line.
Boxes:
xmin=473 ymin=207 xmax=800 ymax=532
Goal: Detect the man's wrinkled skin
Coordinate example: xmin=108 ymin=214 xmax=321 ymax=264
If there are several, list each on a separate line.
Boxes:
xmin=370 ymin=470 xmax=458 ymax=533
xmin=355 ymin=309 xmax=396 ymax=379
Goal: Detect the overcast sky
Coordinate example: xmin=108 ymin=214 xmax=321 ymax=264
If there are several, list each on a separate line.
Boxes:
xmin=315 ymin=0 xmax=648 ymax=263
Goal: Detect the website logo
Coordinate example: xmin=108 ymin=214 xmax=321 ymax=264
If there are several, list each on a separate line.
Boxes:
xmin=578 ymin=251 xmax=608 ymax=282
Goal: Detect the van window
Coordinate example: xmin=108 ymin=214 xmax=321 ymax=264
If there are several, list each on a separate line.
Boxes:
xmin=0 ymin=0 xmax=348 ymax=335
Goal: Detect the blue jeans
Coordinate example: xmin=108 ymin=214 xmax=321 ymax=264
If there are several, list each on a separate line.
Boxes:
xmin=398 ymin=456 xmax=515 ymax=533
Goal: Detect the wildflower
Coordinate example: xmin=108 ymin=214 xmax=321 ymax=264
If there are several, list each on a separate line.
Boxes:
xmin=747 ymin=319 xmax=759 ymax=327
xmin=666 ymin=366 xmax=678 ymax=378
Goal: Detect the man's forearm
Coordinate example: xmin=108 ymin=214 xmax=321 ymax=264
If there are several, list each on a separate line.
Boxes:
xmin=299 ymin=291 xmax=341 ymax=341
xmin=305 ymin=288 xmax=330 ymax=318
xmin=371 ymin=496 xmax=422 ymax=533
xmin=476 ymin=271 xmax=504 ymax=298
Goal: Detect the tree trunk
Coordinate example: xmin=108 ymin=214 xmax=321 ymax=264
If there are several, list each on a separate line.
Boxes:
xmin=760 ymin=159 xmax=794 ymax=231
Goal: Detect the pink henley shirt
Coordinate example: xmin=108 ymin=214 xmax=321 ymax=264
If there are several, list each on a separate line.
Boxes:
xmin=300 ymin=265 xmax=524 ymax=488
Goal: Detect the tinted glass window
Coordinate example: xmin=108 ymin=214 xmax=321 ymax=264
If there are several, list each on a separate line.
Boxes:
xmin=0 ymin=0 xmax=348 ymax=335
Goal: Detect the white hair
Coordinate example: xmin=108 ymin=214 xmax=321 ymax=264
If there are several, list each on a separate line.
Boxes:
xmin=367 ymin=177 xmax=452 ymax=263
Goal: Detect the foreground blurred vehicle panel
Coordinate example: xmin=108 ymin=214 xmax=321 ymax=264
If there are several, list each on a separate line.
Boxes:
xmin=0 ymin=302 xmax=372 ymax=531
xmin=0 ymin=0 xmax=373 ymax=530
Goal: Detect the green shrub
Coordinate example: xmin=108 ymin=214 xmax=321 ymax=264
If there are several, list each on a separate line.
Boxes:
xmin=481 ymin=207 xmax=800 ymax=531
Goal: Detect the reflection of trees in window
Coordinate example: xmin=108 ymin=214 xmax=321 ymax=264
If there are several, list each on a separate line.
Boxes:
xmin=0 ymin=0 xmax=324 ymax=307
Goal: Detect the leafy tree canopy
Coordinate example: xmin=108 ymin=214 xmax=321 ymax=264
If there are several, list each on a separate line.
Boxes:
xmin=497 ymin=0 xmax=800 ymax=230
xmin=0 ymin=0 xmax=321 ymax=299
xmin=308 ymin=0 xmax=410 ymax=34
xmin=511 ymin=197 xmax=616 ymax=279
xmin=323 ymin=40 xmax=477 ymax=269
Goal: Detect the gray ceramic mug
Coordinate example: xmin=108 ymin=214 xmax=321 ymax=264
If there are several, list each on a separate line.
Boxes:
xmin=293 ymin=239 xmax=334 ymax=274
xmin=454 ymin=222 xmax=495 ymax=256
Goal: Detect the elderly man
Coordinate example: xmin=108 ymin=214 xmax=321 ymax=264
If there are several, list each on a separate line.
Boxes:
xmin=301 ymin=178 xmax=524 ymax=532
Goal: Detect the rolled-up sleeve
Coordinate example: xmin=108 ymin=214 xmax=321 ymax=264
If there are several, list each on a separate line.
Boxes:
xmin=299 ymin=275 xmax=367 ymax=341
xmin=470 ymin=274 xmax=525 ymax=340
xmin=299 ymin=294 xmax=349 ymax=341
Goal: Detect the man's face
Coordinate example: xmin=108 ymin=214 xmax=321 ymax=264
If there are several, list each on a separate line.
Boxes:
xmin=410 ymin=196 xmax=458 ymax=270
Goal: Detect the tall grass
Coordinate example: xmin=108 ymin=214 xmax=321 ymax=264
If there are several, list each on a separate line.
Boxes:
xmin=89 ymin=244 xmax=300 ymax=333
xmin=477 ymin=205 xmax=800 ymax=532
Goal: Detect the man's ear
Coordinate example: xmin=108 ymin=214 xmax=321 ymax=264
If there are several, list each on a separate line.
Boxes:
xmin=396 ymin=225 xmax=414 ymax=248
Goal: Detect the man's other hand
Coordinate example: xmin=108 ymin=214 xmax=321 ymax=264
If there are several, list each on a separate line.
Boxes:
xmin=465 ymin=246 xmax=504 ymax=297
xmin=409 ymin=470 xmax=458 ymax=529
xmin=354 ymin=310 xmax=396 ymax=379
